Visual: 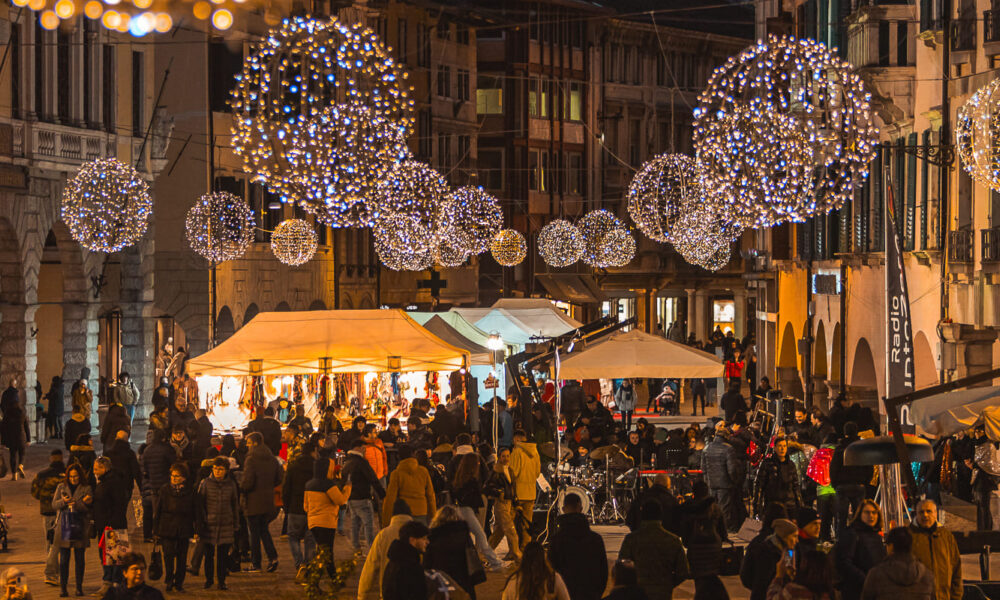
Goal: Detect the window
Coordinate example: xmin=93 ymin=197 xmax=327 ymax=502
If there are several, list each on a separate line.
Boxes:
xmin=476 ymin=75 xmax=502 ymax=114
xmin=629 ymin=119 xmax=641 ymax=166
xmin=566 ymin=152 xmax=583 ymax=195
xmin=208 ymin=42 xmax=243 ymax=113
xmin=906 ymin=133 xmax=917 ymax=250
xmin=102 ymin=45 xmax=114 ymax=132
xmin=878 ymin=20 xmax=890 ymax=66
xmin=628 ymin=47 xmax=640 ymax=84
xmin=10 ymin=23 xmax=19 ymax=118
xmin=132 ymin=51 xmax=143 ymax=137
xmin=34 ymin=18 xmax=45 ymax=120
xmin=570 ymin=21 xmax=584 ymax=48
xmin=57 ymin=30 xmax=70 ymax=123
xmin=372 ymin=17 xmax=387 ymax=43
xmin=539 ymin=79 xmax=550 ymax=118
xmin=457 ymin=134 xmax=470 ymax=167
xmin=528 ymin=78 xmax=538 ymax=117
xmin=397 ymin=18 xmax=407 ymax=63
xmin=566 ymin=82 xmax=582 ymax=121
xmin=82 ymin=21 xmax=93 ymax=125
xmin=246 ymin=181 xmax=277 ymax=243
xmin=437 ymin=133 xmax=451 ymax=174
xmin=457 ymin=69 xmax=469 ymax=102
xmin=417 ymin=109 xmax=432 ymax=160
xmin=606 ymin=45 xmax=619 ymax=82
xmin=530 ymin=149 xmax=548 ymax=192
xmin=897 ymin=21 xmax=908 ymax=66
xmin=437 ymin=65 xmax=451 ymax=97
xmin=417 ymin=25 xmax=430 ymax=67
xmin=478 ymin=148 xmax=503 ymax=190
xmin=437 ymin=18 xmax=450 ymax=40
xmin=456 ymin=25 xmax=469 ymax=45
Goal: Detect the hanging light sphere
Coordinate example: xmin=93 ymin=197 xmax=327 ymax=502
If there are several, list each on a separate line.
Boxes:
xmin=538 ymin=219 xmax=584 ymax=267
xmin=627 ymin=153 xmax=698 ymax=243
xmin=578 ymin=209 xmax=624 ymax=267
xmin=270 ymin=218 xmax=318 ymax=266
xmin=699 ymin=244 xmax=732 ymax=271
xmin=373 ymin=213 xmax=433 ymax=271
xmin=491 ymin=229 xmax=526 ymax=267
xmin=374 ymin=159 xmax=450 ymax=225
xmin=693 ymin=34 xmax=878 ymax=227
xmin=231 ymin=16 xmax=414 ymax=227
xmin=61 ymin=158 xmax=152 ymax=253
xmin=434 ymin=240 xmax=469 ymax=268
xmin=598 ymin=227 xmax=636 ymax=268
xmin=957 ymin=79 xmax=1000 ymax=190
xmin=185 ymin=191 xmax=255 ymax=262
xmin=440 ymin=186 xmax=503 ymax=255
xmin=672 ymin=201 xmax=742 ymax=267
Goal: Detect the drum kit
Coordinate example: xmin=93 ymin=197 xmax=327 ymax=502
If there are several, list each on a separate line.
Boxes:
xmin=538 ymin=442 xmax=638 ymax=524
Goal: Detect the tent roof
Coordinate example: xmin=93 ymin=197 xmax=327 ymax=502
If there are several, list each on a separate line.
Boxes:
xmin=910 ymin=386 xmax=1000 ymax=437
xmin=558 ymin=328 xmax=724 ymax=379
xmin=422 ymin=316 xmax=493 ymax=366
xmin=185 ymin=309 xmax=469 ymax=376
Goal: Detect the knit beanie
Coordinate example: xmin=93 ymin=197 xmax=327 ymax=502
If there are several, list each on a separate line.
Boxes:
xmin=796 ymin=508 xmax=820 ymax=528
xmin=772 ymin=518 xmax=799 ymax=538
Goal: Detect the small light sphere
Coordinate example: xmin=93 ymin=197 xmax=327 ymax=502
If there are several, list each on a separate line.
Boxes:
xmin=153 ymin=12 xmax=172 ymax=31
xmin=598 ymin=227 xmax=636 ymax=268
xmin=373 ymin=213 xmax=433 ymax=271
xmin=40 ymin=9 xmax=59 ymax=27
xmin=490 ymin=228 xmax=526 ymax=267
xmin=538 ymin=219 xmax=584 ymax=267
xmin=101 ymin=9 xmax=119 ymax=27
xmin=83 ymin=1 xmax=103 ymax=18
xmin=60 ymin=158 xmax=152 ymax=254
xmin=11 ymin=0 xmax=30 ymax=8
xmin=439 ymin=186 xmax=503 ymax=256
xmin=54 ymin=0 xmax=74 ymax=18
xmin=957 ymin=79 xmax=1000 ymax=191
xmin=185 ymin=191 xmax=255 ymax=263
xmin=211 ymin=8 xmax=232 ymax=30
xmin=28 ymin=0 xmax=45 ymax=10
xmin=132 ymin=0 xmax=152 ymax=8
xmin=627 ymin=153 xmax=698 ymax=243
xmin=699 ymin=244 xmax=732 ymax=271
xmin=433 ymin=240 xmax=469 ymax=268
xmin=578 ymin=209 xmax=625 ymax=267
xmin=270 ymin=218 xmax=318 ymax=266
xmin=192 ymin=1 xmax=211 ymax=19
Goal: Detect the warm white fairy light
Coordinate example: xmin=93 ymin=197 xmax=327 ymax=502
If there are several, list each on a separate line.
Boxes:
xmin=672 ymin=201 xmax=742 ymax=268
xmin=270 ymin=218 xmax=318 ymax=266
xmin=434 ymin=240 xmax=469 ymax=268
xmin=21 ymin=0 xmax=243 ymax=36
xmin=693 ymin=34 xmax=878 ymax=227
xmin=578 ymin=209 xmax=625 ymax=267
xmin=627 ymin=153 xmax=699 ymax=243
xmin=699 ymin=244 xmax=732 ymax=271
xmin=440 ymin=186 xmax=503 ymax=256
xmin=185 ymin=191 xmax=255 ymax=262
xmin=957 ymin=79 xmax=1000 ymax=190
xmin=61 ymin=158 xmax=152 ymax=253
xmin=538 ymin=219 xmax=584 ymax=267
xmin=231 ymin=16 xmax=413 ymax=228
xmin=491 ymin=229 xmax=526 ymax=267
xmin=599 ymin=227 xmax=636 ymax=268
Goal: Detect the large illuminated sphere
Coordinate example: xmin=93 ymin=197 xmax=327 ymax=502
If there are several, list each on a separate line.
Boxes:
xmin=374 ymin=159 xmax=450 ymax=226
xmin=694 ymin=35 xmax=878 ymax=227
xmin=374 ymin=213 xmax=433 ymax=270
xmin=440 ymin=186 xmax=503 ymax=255
xmin=185 ymin=191 xmax=255 ymax=262
xmin=672 ymin=201 xmax=743 ymax=267
xmin=491 ymin=229 xmax=526 ymax=267
xmin=231 ymin=16 xmax=413 ymax=227
xmin=578 ymin=209 xmax=624 ymax=267
xmin=699 ymin=244 xmax=732 ymax=271
xmin=599 ymin=227 xmax=636 ymax=268
xmin=270 ymin=218 xmax=318 ymax=266
xmin=627 ymin=153 xmax=698 ymax=243
xmin=538 ymin=219 xmax=584 ymax=267
xmin=434 ymin=240 xmax=469 ymax=268
xmin=61 ymin=158 xmax=152 ymax=253
xmin=957 ymin=79 xmax=1000 ymax=190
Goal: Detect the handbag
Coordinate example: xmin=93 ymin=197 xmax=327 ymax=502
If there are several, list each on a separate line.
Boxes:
xmin=737 ymin=517 xmax=761 ymax=541
xmin=426 ymin=570 xmax=471 ymax=600
xmin=719 ymin=541 xmax=744 ymax=576
xmin=147 ymin=544 xmax=163 ymax=581
xmin=464 ymin=539 xmax=486 ymax=586
xmin=100 ymin=528 xmax=131 ymax=566
xmin=59 ymin=508 xmax=85 ymax=541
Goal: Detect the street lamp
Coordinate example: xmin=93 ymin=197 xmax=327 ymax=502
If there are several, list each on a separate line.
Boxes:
xmin=487 ymin=332 xmax=504 ymax=350
xmin=486 ymin=332 xmax=503 ymax=452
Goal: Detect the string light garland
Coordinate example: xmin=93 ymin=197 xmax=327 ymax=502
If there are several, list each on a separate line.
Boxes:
xmin=22 ymin=0 xmax=242 ymax=35
xmin=579 ymin=209 xmax=625 ymax=267
xmin=491 ymin=229 xmax=526 ymax=267
xmin=627 ymin=153 xmax=698 ymax=243
xmin=231 ymin=16 xmax=413 ymax=227
xmin=957 ymin=79 xmax=1000 ymax=190
xmin=185 ymin=191 xmax=255 ymax=262
xmin=61 ymin=158 xmax=152 ymax=253
xmin=271 ymin=218 xmax=318 ymax=266
xmin=440 ymin=186 xmax=503 ymax=256
xmin=693 ymin=34 xmax=878 ymax=227
xmin=538 ymin=219 xmax=584 ymax=267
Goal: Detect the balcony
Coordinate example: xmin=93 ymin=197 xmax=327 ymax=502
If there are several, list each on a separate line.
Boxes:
xmin=983 ymin=227 xmax=1000 ymax=262
xmin=952 ymin=19 xmax=976 ymax=51
xmin=986 ymin=9 xmax=1000 ymax=43
xmin=949 ymin=229 xmax=975 ymax=263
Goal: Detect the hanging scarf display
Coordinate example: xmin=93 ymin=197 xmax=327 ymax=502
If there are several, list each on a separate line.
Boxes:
xmin=940 ymin=439 xmax=953 ymax=492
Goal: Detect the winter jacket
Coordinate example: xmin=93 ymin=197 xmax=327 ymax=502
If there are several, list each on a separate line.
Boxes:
xmin=834 ymin=522 xmax=887 ymax=600
xmin=342 ymin=450 xmax=385 ymax=501
xmin=429 ymin=408 xmax=463 ymax=443
xmin=424 ymin=520 xmax=481 ymax=598
xmin=69 ymin=444 xmax=97 ymax=484
xmin=383 ymin=538 xmax=428 ymax=600
xmin=831 ymin=436 xmax=873 ymax=488
xmin=755 ymin=456 xmax=801 ymax=512
xmin=909 ymin=524 xmax=962 ymax=600
xmin=861 ymin=553 xmax=935 ymax=600
xmin=509 ymin=441 xmax=541 ymax=502
xmin=741 ymin=534 xmax=785 ymax=600
xmin=502 ymin=573 xmax=571 ymax=600
xmin=153 ymin=482 xmax=195 ymax=539
xmin=64 ymin=413 xmax=90 ymax=450
xmin=196 ymin=475 xmax=239 ymax=545
xmin=31 ymin=461 xmax=65 ymax=515
xmin=240 ymin=443 xmax=283 ymax=516
xmin=303 ymin=457 xmax=351 ymax=530
xmin=71 ymin=386 xmax=92 ymax=417
xmin=615 ymin=385 xmax=637 ymax=412
xmin=618 ymin=520 xmax=690 ymax=600
xmin=52 ymin=481 xmax=93 ymax=548
xmin=721 ymin=391 xmax=748 ymax=423
xmin=247 ymin=416 xmax=283 ymax=455
xmin=678 ymin=495 xmax=728 ymax=578
xmin=702 ymin=437 xmax=743 ymax=490
xmin=382 ymin=457 xmax=435 ymax=523
xmin=104 ymin=439 xmax=141 ymax=493
xmin=192 ymin=415 xmax=213 ymax=462
xmin=111 ymin=380 xmax=139 ymax=407
xmin=0 ymin=399 xmax=28 ymax=449
xmin=363 ymin=438 xmax=389 ymax=480
xmin=141 ymin=439 xmax=175 ymax=498
xmin=548 ymin=512 xmax=609 ymax=600
xmin=452 ymin=476 xmax=485 ymax=509
xmin=765 ymin=577 xmax=833 ymax=600
xmin=484 ymin=463 xmax=515 ymax=501
xmin=100 ymin=582 xmax=166 ymax=600
xmin=626 ymin=483 xmax=679 ymax=533
xmin=357 ymin=514 xmax=412 ymax=600
xmin=281 ymin=452 xmax=314 ymax=515
xmin=92 ymin=469 xmax=130 ymax=534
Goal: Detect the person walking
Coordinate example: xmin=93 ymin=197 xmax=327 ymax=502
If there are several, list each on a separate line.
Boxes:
xmin=341 ymin=439 xmax=385 ymax=552
xmin=486 ymin=447 xmax=521 ymax=562
xmin=509 ymin=430 xmax=540 ymax=550
xmin=502 ymin=541 xmax=571 ymax=600
xmin=679 ymin=481 xmax=729 ymax=600
xmin=153 ymin=463 xmax=196 ymax=593
xmin=52 ymin=463 xmax=92 ymax=597
xmin=361 ymin=424 xmax=389 ymax=485
xmin=452 ymin=452 xmax=507 ymax=572
xmin=834 ymin=500 xmax=887 ymax=600
xmin=104 ymin=430 xmax=141 ymax=498
xmin=423 ymin=505 xmax=485 ymax=600
xmin=615 ymin=380 xmax=636 ymax=433
xmin=111 ymin=373 xmax=139 ymax=425
xmin=99 ymin=552 xmax=165 ymax=600
xmin=701 ymin=427 xmax=741 ymax=532
xmin=303 ymin=456 xmax=351 ymax=570
xmin=92 ymin=457 xmax=130 ymax=595
xmin=31 ymin=449 xmax=66 ymax=587
xmin=140 ymin=429 xmax=175 ymax=543
xmin=765 ymin=549 xmax=836 ymax=600
xmin=282 ymin=439 xmax=317 ymax=576
xmin=240 ymin=432 xmax=283 ymax=573
xmin=619 ymin=501 xmax=690 ymax=600
xmin=382 ymin=521 xmax=430 ymax=600
xmin=63 ymin=408 xmax=89 ymax=453
xmin=861 ymin=527 xmax=934 ymax=600
xmin=381 ymin=445 xmax=435 ymax=526
xmin=46 ymin=376 xmax=64 ymax=440
xmin=99 ymin=405 xmax=130 ymax=450
xmin=547 ymin=492 xmax=608 ymax=600
xmin=357 ymin=500 xmax=413 ymax=600
xmin=720 ymin=381 xmax=747 ymax=424
xmin=754 ymin=436 xmax=802 ymax=517
xmin=0 ymin=393 xmax=28 ymax=480
xmin=909 ymin=500 xmax=962 ymax=600
xmin=195 ymin=457 xmax=239 ymax=591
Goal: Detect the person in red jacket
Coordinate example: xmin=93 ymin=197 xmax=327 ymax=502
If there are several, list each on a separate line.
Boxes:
xmin=724 ymin=349 xmax=745 ymax=388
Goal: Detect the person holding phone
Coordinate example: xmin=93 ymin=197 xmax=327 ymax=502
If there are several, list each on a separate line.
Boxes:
xmin=1 ymin=567 xmax=31 ymax=600
xmin=51 ymin=464 xmax=92 ymax=597
xmin=766 ymin=549 xmax=836 ymax=600
xmin=741 ymin=518 xmax=798 ymax=600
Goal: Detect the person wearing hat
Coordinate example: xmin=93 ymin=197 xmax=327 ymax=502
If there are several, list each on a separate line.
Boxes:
xmin=740 ymin=517 xmax=799 ymax=600
xmin=796 ymin=508 xmax=822 ymax=568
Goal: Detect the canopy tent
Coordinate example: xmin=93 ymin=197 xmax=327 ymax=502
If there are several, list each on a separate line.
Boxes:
xmin=408 ymin=311 xmax=494 ymax=348
xmin=185 ymin=309 xmax=470 ymax=376
xmin=910 ymin=386 xmax=1000 ymax=437
xmin=489 ymin=298 xmax=583 ymax=330
xmin=421 ymin=315 xmax=492 ymax=366
xmin=558 ymin=328 xmax=724 ymax=380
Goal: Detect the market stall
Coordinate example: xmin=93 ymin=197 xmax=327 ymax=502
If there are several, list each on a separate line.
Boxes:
xmin=558 ymin=328 xmax=724 ymax=380
xmin=909 ymin=385 xmax=1000 ymax=437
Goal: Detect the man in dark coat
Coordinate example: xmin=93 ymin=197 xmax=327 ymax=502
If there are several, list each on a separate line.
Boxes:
xmin=548 ymin=492 xmax=608 ymax=600
xmin=191 ymin=409 xmax=214 ymax=463
xmin=93 ymin=457 xmax=132 ymax=595
xmin=247 ymin=407 xmax=283 ymax=455
xmin=626 ymin=473 xmax=679 ymax=533
xmin=619 ymin=500 xmax=690 ymax=600
xmin=831 ymin=422 xmax=872 ymax=536
xmin=701 ymin=428 xmax=744 ymax=531
xmin=104 ymin=430 xmax=141 ymax=494
xmin=428 ymin=404 xmax=463 ymax=443
xmin=561 ymin=380 xmax=585 ymax=430
xmin=383 ymin=521 xmax=430 ymax=600
xmin=240 ymin=432 xmax=284 ymax=573
xmin=282 ymin=440 xmax=316 ymax=570
xmin=141 ymin=429 xmax=175 ymax=542
xmin=753 ymin=436 xmax=801 ymax=516
xmin=720 ymin=381 xmax=747 ymax=424
xmin=740 ymin=517 xmax=798 ymax=600
xmin=168 ymin=396 xmax=195 ymax=431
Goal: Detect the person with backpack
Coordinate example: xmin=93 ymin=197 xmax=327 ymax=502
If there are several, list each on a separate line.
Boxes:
xmin=31 ymin=449 xmax=65 ymax=586
xmin=679 ymin=481 xmax=729 ymax=600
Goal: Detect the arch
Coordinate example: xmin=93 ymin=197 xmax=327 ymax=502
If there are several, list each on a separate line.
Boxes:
xmin=308 ymin=299 xmax=327 ymax=311
xmin=216 ymin=306 xmax=235 ymax=343
xmin=913 ymin=331 xmax=938 ymax=390
xmin=850 ymin=338 xmax=878 ymax=389
xmin=813 ymin=321 xmax=828 ymax=379
xmin=830 ymin=323 xmax=843 ymax=382
xmin=275 ymin=301 xmax=292 ymax=312
xmin=359 ymin=294 xmax=375 ymax=309
xmin=243 ymin=303 xmax=259 ymax=327
xmin=778 ymin=322 xmax=798 ymax=368
xmin=341 ymin=295 xmax=355 ymax=309
xmin=0 ymin=216 xmax=30 ymax=390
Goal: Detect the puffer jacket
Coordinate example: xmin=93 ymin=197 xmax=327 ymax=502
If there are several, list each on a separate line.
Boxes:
xmin=381 ymin=457 xmax=435 ymax=523
xmin=240 ymin=444 xmax=284 ymax=516
xmin=909 ymin=524 xmax=962 ymax=600
xmin=342 ymin=450 xmax=385 ymax=501
xmin=141 ymin=439 xmax=175 ymax=498
xmin=31 ymin=462 xmax=65 ymax=515
xmin=509 ymin=441 xmax=541 ymax=502
xmin=196 ymin=474 xmax=239 ymax=545
xmin=363 ymin=438 xmax=389 ymax=480
xmin=834 ymin=521 xmax=887 ymax=600
xmin=303 ymin=457 xmax=351 ymax=529
xmin=153 ymin=481 xmax=196 ymax=539
xmin=701 ymin=437 xmax=742 ymax=490
xmin=548 ymin=512 xmax=608 ymax=600
xmin=357 ymin=514 xmax=413 ymax=600
xmin=618 ymin=520 xmax=690 ymax=600
xmin=755 ymin=456 xmax=801 ymax=511
xmin=678 ymin=495 xmax=728 ymax=578
xmin=861 ymin=553 xmax=934 ymax=600
xmin=281 ymin=452 xmax=314 ymax=515
xmin=92 ymin=469 xmax=130 ymax=533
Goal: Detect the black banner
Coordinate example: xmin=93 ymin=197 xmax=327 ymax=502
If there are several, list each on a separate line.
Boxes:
xmin=885 ymin=179 xmax=915 ymax=431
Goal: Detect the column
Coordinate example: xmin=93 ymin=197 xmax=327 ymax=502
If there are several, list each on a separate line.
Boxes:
xmin=685 ymin=289 xmax=697 ymax=342
xmin=733 ymin=289 xmax=747 ymax=340
xmin=0 ymin=304 xmax=37 ymax=416
xmin=695 ymin=289 xmax=709 ymax=342
xmin=62 ymin=303 xmax=100 ymax=431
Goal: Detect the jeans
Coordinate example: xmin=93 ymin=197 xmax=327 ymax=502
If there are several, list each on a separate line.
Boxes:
xmin=203 ymin=543 xmax=231 ymax=586
xmin=620 ymin=410 xmax=633 ymax=432
xmin=59 ymin=547 xmax=85 ymax=592
xmin=43 ymin=516 xmax=59 ymax=582
xmin=124 ymin=404 xmax=135 ymax=423
xmin=487 ymin=500 xmax=520 ymax=560
xmin=286 ymin=513 xmax=315 ymax=568
xmin=712 ymin=488 xmax=737 ymax=531
xmin=247 ymin=513 xmax=278 ymax=567
xmin=817 ymin=493 xmax=836 ymax=541
xmin=458 ymin=505 xmax=502 ymax=567
xmin=348 ymin=499 xmax=377 ymax=550
xmin=161 ymin=537 xmax=189 ymax=587
xmin=310 ymin=526 xmax=336 ymax=577
xmin=337 ymin=503 xmax=349 ymax=532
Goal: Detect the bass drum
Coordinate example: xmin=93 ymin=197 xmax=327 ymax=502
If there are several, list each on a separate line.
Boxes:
xmin=556 ymin=485 xmax=594 ymax=516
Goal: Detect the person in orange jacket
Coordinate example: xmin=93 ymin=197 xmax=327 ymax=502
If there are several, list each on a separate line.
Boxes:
xmin=303 ymin=456 xmax=351 ymax=572
xmin=361 ymin=424 xmax=388 ymax=483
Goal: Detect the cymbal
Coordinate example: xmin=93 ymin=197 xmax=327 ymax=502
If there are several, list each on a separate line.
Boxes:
xmin=539 ymin=441 xmax=572 ymax=460
xmin=589 ymin=445 xmax=620 ymax=461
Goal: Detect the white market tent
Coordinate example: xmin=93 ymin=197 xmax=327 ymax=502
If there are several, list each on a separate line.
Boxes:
xmin=421 ymin=315 xmax=493 ymax=366
xmin=558 ymin=328 xmax=724 ymax=380
xmin=185 ymin=309 xmax=469 ymax=376
xmin=909 ymin=386 xmax=1000 ymax=437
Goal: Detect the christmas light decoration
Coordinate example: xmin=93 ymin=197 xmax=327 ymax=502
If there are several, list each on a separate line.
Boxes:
xmin=490 ymin=229 xmax=526 ymax=266
xmin=699 ymin=244 xmax=732 ymax=271
xmin=434 ymin=240 xmax=469 ymax=268
xmin=270 ymin=218 xmax=318 ymax=266
xmin=538 ymin=219 xmax=584 ymax=267
xmin=957 ymin=79 xmax=1000 ymax=190
xmin=440 ymin=186 xmax=503 ymax=255
xmin=694 ymin=35 xmax=878 ymax=227
xmin=374 ymin=213 xmax=432 ymax=270
xmin=671 ymin=201 xmax=742 ymax=268
xmin=231 ymin=16 xmax=414 ymax=227
xmin=627 ymin=153 xmax=698 ymax=243
xmin=61 ymin=158 xmax=152 ymax=253
xmin=578 ymin=209 xmax=625 ymax=267
xmin=598 ymin=227 xmax=636 ymax=268
xmin=23 ymin=0 xmax=249 ymax=35
xmin=185 ymin=191 xmax=255 ymax=263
